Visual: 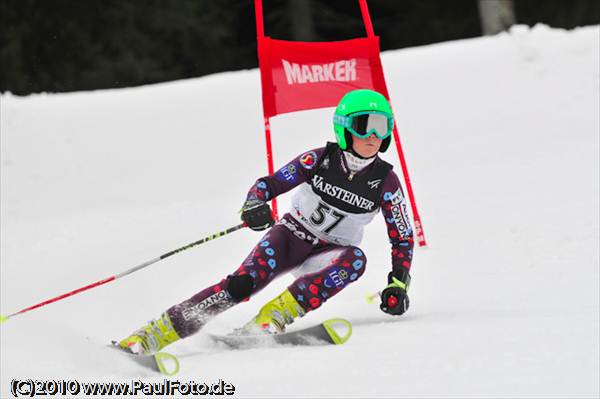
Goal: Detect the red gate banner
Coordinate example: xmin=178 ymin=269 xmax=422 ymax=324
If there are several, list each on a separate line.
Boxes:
xmin=258 ymin=37 xmax=389 ymax=118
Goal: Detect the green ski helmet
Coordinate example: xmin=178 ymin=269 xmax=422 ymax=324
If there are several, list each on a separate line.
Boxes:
xmin=333 ymin=89 xmax=394 ymax=153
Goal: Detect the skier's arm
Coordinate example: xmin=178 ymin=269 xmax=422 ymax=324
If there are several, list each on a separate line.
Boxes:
xmin=244 ymin=147 xmax=326 ymax=202
xmin=379 ymin=171 xmax=414 ymax=315
xmin=242 ymin=148 xmax=325 ymax=230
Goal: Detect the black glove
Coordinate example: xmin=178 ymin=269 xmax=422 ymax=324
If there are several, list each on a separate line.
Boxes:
xmin=380 ymin=270 xmax=411 ymax=316
xmin=241 ymin=199 xmax=274 ymax=231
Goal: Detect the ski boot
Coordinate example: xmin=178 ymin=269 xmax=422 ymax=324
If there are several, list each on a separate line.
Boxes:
xmin=242 ymin=289 xmax=305 ymax=334
xmin=118 ymin=312 xmax=180 ymax=355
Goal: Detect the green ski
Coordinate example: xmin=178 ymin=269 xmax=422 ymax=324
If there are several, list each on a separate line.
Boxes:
xmin=110 ymin=342 xmax=180 ymax=376
xmin=209 ymin=318 xmax=352 ymax=349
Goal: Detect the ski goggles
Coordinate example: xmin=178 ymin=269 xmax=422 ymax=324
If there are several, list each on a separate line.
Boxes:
xmin=334 ymin=111 xmax=394 ymax=140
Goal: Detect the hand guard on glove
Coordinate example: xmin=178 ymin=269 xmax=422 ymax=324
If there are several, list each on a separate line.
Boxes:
xmin=380 ymin=270 xmax=411 ymax=316
xmin=241 ymin=199 xmax=274 ymax=231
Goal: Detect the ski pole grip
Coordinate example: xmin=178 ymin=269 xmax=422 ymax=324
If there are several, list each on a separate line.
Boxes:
xmin=387 ymin=295 xmax=398 ymax=308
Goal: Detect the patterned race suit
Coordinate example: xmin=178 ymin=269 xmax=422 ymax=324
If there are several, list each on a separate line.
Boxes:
xmin=167 ymin=143 xmax=414 ymax=338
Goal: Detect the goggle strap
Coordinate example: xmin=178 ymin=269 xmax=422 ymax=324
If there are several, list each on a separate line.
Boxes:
xmin=333 ymin=114 xmax=351 ymax=128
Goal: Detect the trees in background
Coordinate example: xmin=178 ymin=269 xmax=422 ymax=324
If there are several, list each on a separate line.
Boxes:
xmin=479 ymin=0 xmax=516 ymax=35
xmin=1 ymin=0 xmax=598 ymax=95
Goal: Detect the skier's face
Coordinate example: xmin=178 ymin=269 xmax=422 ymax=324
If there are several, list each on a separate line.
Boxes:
xmin=352 ymin=133 xmax=382 ymax=158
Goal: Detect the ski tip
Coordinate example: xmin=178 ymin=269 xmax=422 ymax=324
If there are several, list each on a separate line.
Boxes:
xmin=155 ymin=352 xmax=180 ymax=376
xmin=111 ymin=342 xmax=180 ymax=377
xmin=0 ymin=314 xmax=8 ymax=325
xmin=322 ymin=318 xmax=352 ymax=345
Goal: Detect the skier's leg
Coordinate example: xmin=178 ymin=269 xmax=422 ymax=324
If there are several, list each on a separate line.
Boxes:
xmin=166 ymin=222 xmax=316 ymax=337
xmin=118 ymin=219 xmax=315 ymax=354
xmin=239 ymin=218 xmax=346 ymax=333
xmin=287 ymin=245 xmax=367 ymax=312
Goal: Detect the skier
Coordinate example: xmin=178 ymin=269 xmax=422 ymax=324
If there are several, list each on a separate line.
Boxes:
xmin=118 ymin=89 xmax=414 ymax=355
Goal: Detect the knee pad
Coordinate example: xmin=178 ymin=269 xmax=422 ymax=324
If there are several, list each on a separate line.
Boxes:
xmin=226 ymin=274 xmax=255 ymax=302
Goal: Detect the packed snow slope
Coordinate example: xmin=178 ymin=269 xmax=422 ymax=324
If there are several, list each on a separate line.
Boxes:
xmin=1 ymin=24 xmax=598 ymax=398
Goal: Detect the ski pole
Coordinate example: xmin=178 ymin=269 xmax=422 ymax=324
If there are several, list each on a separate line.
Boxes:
xmin=0 ymin=223 xmax=247 ymax=325
xmin=365 ymin=291 xmax=382 ymax=304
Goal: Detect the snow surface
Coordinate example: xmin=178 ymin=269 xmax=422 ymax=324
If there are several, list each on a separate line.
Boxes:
xmin=1 ymin=24 xmax=599 ymax=398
